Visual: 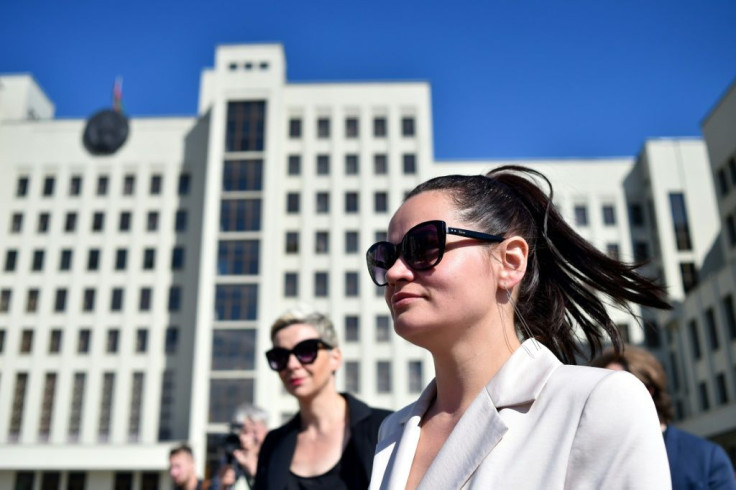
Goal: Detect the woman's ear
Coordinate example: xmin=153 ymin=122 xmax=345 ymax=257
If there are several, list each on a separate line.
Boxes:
xmin=496 ymin=236 xmax=528 ymax=290
xmin=329 ymin=346 xmax=343 ymax=374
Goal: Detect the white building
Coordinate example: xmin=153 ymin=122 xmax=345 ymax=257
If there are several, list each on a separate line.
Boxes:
xmin=0 ymin=45 xmax=733 ymax=488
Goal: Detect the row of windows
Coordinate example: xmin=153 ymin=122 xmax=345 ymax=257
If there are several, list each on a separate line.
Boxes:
xmin=283 ymin=271 xmax=364 ymax=298
xmin=284 ymin=191 xmax=390 ymax=214
xmin=15 ymin=173 xmax=191 ymax=198
xmin=0 ymin=286 xmax=183 ymax=314
xmin=285 ymin=152 xmax=416 ymax=176
xmin=716 ymin=157 xmax=736 ymax=198
xmin=4 ymin=246 xmax=186 ymax=273
xmin=288 ymin=115 xmax=416 ymax=139
xmin=343 ymin=359 xmax=424 ymax=394
xmin=8 ymin=209 xmax=188 ymax=234
xmin=0 ymin=326 xmax=179 ymax=356
xmin=687 ymin=294 xmax=736 ymax=362
xmin=573 ymin=203 xmax=617 ymax=227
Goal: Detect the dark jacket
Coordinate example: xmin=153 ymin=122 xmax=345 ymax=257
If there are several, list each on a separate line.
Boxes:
xmin=665 ymin=425 xmax=736 ymax=490
xmin=253 ymin=393 xmax=391 ymax=490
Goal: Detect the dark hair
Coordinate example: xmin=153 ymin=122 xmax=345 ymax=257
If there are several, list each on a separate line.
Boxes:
xmin=591 ymin=345 xmax=674 ymax=424
xmin=406 ymin=165 xmax=671 ymax=364
xmin=169 ymin=443 xmax=194 ymax=458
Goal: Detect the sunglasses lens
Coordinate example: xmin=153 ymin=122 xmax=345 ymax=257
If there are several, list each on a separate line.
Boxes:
xmin=404 ymin=222 xmax=442 ymax=270
xmin=265 ymin=348 xmax=288 ymax=371
xmin=367 ymin=242 xmax=396 ymax=286
xmin=293 ymin=340 xmax=320 ymax=364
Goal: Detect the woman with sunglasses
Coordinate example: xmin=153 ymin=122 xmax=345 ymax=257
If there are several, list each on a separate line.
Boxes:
xmin=254 ymin=306 xmax=391 ymax=490
xmin=367 ymin=166 xmax=672 ymax=489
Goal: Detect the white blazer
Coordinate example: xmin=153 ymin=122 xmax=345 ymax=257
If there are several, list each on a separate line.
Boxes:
xmin=370 ymin=340 xmax=671 ymax=489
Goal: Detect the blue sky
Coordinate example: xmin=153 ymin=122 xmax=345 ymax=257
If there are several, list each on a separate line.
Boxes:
xmin=1 ymin=1 xmax=734 ymax=159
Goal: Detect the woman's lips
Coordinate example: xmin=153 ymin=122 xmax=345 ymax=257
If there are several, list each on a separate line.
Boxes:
xmin=289 ymin=377 xmax=305 ymax=387
xmin=392 ymin=292 xmax=421 ymax=309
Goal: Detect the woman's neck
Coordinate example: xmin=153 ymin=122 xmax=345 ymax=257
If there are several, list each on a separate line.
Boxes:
xmin=297 ymin=385 xmax=347 ymax=432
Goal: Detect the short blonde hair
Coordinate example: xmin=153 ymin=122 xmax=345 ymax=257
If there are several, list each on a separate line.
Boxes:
xmin=270 ymin=304 xmax=339 ymax=347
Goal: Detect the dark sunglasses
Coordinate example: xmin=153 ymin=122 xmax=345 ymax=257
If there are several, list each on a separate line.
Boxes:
xmin=366 ymin=220 xmax=505 ymax=286
xmin=265 ymin=338 xmax=333 ymax=371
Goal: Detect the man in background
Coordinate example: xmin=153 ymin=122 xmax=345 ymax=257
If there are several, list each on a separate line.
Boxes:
xmin=169 ymin=444 xmax=206 ymax=490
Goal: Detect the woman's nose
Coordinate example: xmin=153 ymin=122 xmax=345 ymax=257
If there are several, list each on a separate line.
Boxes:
xmin=384 ymin=255 xmax=413 ymax=284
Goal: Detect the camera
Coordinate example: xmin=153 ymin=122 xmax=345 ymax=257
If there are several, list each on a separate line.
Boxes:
xmin=222 ymin=431 xmax=242 ymax=465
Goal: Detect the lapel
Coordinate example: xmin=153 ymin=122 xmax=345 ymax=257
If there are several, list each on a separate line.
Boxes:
xmin=406 ymin=340 xmax=560 ymax=489
xmin=266 ymin=415 xmax=300 ymax=489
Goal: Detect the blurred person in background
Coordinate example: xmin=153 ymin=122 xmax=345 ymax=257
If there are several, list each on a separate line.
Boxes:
xmin=592 ymin=344 xmax=736 ymax=489
xmin=217 ymin=405 xmax=269 ymax=490
xmin=254 ymin=305 xmax=391 ymax=489
xmin=170 ymin=444 xmax=207 ymax=490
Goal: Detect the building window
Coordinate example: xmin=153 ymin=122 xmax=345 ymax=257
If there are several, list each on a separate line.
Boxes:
xmin=345 ymin=361 xmax=360 ymax=393
xmin=4 ymin=249 xmax=17 ymax=271
xmin=143 ymin=248 xmax=156 ymax=270
xmin=345 ymin=192 xmax=359 ymax=213
xmin=20 ymin=329 xmax=33 ymax=353
xmin=723 ymin=295 xmax=736 ymax=340
xmin=345 ymin=272 xmax=359 ymax=297
xmin=215 ymin=285 xmax=258 ymax=320
xmin=669 ymin=193 xmax=692 ymax=251
xmin=345 ymin=316 xmax=359 ymax=342
xmin=376 ymin=315 xmax=391 ymax=342
xmin=606 ymin=243 xmax=619 ymax=260
xmin=171 ymin=246 xmax=185 ymax=270
xmin=345 ymin=154 xmax=359 ymax=175
xmin=289 ymin=118 xmax=302 ymax=138
xmin=60 ymin=249 xmax=72 ymax=271
xmin=168 ymin=286 xmax=182 ymax=312
xmin=139 ymin=288 xmax=152 ymax=311
xmin=39 ymin=373 xmax=57 ymax=441
xmin=287 ymin=155 xmax=301 ymax=175
xmin=64 ymin=212 xmax=77 ymax=232
xmin=602 ymin=205 xmax=616 ymax=226
xmin=11 ymin=212 xmax=23 ymax=233
xmin=633 ymin=241 xmax=649 ymax=262
xmin=629 ymin=203 xmax=645 ymax=226
xmin=284 ymin=272 xmax=299 ymax=297
xmin=111 ymin=288 xmax=124 ymax=311
xmin=408 ymin=361 xmax=423 ymax=393
xmin=718 ymin=168 xmax=729 ymax=196
xmin=97 ymin=176 xmax=109 ymax=196
xmin=165 ymin=327 xmax=179 ymax=354
xmin=98 ymin=372 xmax=115 ymax=440
xmin=26 ymin=289 xmax=39 ymax=312
xmin=77 ymin=329 xmax=91 ymax=353
xmin=43 ymin=176 xmax=55 ymax=196
xmin=119 ymin=211 xmax=131 ymax=231
xmin=727 ymin=214 xmax=736 ymax=248
xmin=123 ymin=174 xmax=135 ymax=195
xmin=698 ymin=382 xmax=710 ymax=411
xmin=680 ymin=262 xmax=698 ymax=293
xmin=688 ymin=320 xmax=702 ymax=360
xmin=16 ymin=176 xmax=29 ymax=197
xmin=705 ymin=308 xmax=719 ymax=350
xmin=377 ymin=361 xmax=392 ymax=393
xmin=70 ymin=176 xmax=82 ymax=196
xmin=716 ymin=373 xmax=729 ymax=405
xmin=178 ymin=173 xmax=191 ymax=196
xmin=316 ymin=154 xmax=330 ymax=175
xmin=115 ymin=249 xmax=127 ymax=270
xmin=150 ymin=174 xmax=162 ymax=195
xmin=0 ymin=329 xmax=4 ymax=353
xmin=345 ymin=117 xmax=359 ymax=138
xmin=135 ymin=329 xmax=148 ymax=353
xmin=9 ymin=373 xmax=28 ymax=441
xmin=146 ymin=211 xmax=159 ymax=232
xmin=54 ymin=288 xmax=67 ymax=312
xmin=374 ymin=154 xmax=388 ymax=175
xmin=1 ymin=289 xmax=12 ymax=312
xmin=209 ymin=379 xmax=255 ymax=424
xmin=286 ymin=193 xmax=300 ymax=214
xmin=317 ymin=117 xmax=330 ymax=138
xmin=402 ymin=116 xmax=415 ymax=137
xmin=316 ymin=192 xmax=330 ymax=214
xmin=68 ymin=373 xmax=86 ymax=441
xmin=285 ymin=232 xmax=299 ymax=254
xmin=217 ymin=240 xmax=259 ymax=275
xmin=49 ymin=329 xmax=62 ymax=353
xmin=315 ymin=231 xmax=330 ymax=254
xmin=345 ymin=231 xmax=359 ymax=254
xmin=225 ymin=101 xmax=266 ymax=152
xmin=38 ymin=212 xmax=50 ymax=233
xmin=92 ymin=212 xmax=105 ymax=232
xmin=158 ymin=369 xmax=175 ymax=439
xmin=41 ymin=473 xmax=61 ymax=489
xmin=211 ymin=329 xmax=257 ymax=370
xmin=730 ymin=158 xmax=736 ymax=186
xmin=374 ymin=192 xmax=388 ymax=213
xmin=373 ymin=117 xmax=387 ymax=137
xmin=220 ymin=199 xmax=262 ymax=231
xmin=402 ymin=154 xmax=416 ymax=174
xmin=87 ymin=249 xmax=100 ymax=271
xmin=106 ymin=329 xmax=119 ymax=353
xmin=223 ymin=159 xmax=263 ymax=191
xmin=82 ymin=288 xmax=96 ymax=311
xmin=315 ymin=272 xmax=329 ymax=297
xmin=128 ymin=372 xmax=144 ymax=441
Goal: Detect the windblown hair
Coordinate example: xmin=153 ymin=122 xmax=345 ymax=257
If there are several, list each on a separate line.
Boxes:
xmin=270 ymin=304 xmax=339 ymax=347
xmin=406 ymin=165 xmax=671 ymax=364
xmin=591 ymin=345 xmax=674 ymax=424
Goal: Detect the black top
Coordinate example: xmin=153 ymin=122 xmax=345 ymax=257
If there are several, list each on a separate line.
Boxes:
xmin=286 ymin=461 xmax=347 ymax=490
xmin=254 ymin=393 xmax=391 ymax=490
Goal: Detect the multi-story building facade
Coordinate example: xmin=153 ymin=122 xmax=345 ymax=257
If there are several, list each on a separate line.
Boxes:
xmin=0 ymin=45 xmax=733 ymax=488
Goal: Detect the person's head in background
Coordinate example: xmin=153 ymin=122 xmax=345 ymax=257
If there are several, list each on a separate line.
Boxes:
xmin=591 ymin=344 xmax=674 ymax=426
xmin=231 ymin=404 xmax=269 ymax=450
xmin=169 ymin=444 xmax=199 ymax=489
xmin=267 ymin=304 xmax=342 ymax=400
